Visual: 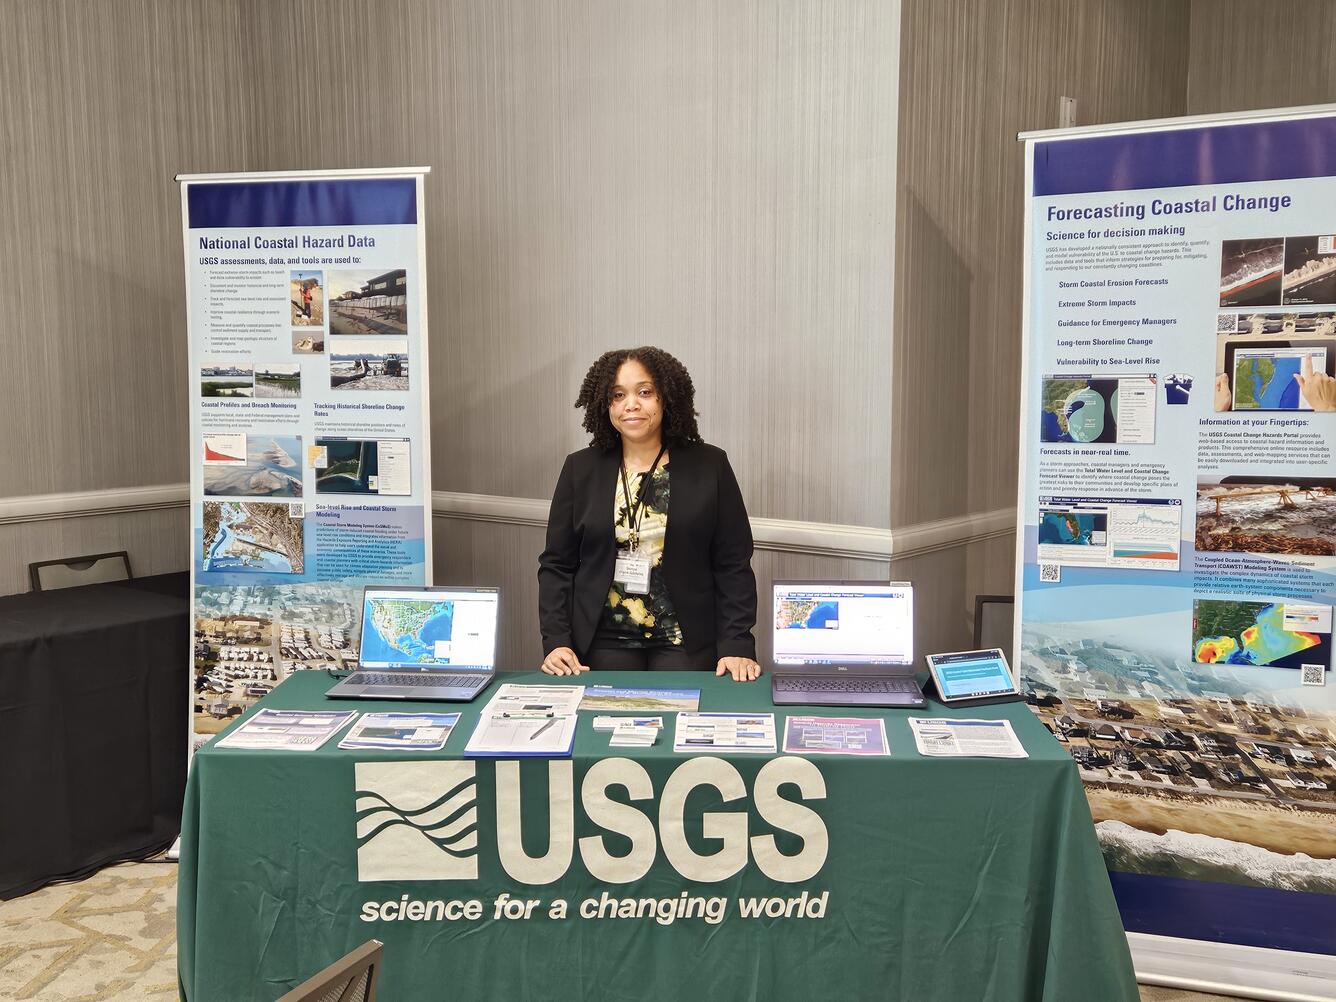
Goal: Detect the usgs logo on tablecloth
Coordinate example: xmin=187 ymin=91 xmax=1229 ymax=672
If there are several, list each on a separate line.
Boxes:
xmin=354 ymin=757 xmax=827 ymax=884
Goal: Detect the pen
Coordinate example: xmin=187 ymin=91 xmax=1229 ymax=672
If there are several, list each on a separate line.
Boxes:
xmin=530 ymin=718 xmax=556 ymax=741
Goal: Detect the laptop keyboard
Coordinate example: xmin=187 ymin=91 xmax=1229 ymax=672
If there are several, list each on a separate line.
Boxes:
xmin=773 ymin=676 xmax=920 ymax=694
xmin=348 ymin=672 xmax=486 ymax=689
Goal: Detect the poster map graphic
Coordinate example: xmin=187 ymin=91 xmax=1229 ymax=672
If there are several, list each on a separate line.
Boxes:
xmin=1017 ymin=112 xmax=1336 ymax=966
xmin=182 ymin=171 xmax=432 ymax=752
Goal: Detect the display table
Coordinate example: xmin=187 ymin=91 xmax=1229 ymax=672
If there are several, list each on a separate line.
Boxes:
xmin=178 ymin=670 xmax=1137 ymax=1001
xmin=0 ymin=572 xmax=189 ymax=899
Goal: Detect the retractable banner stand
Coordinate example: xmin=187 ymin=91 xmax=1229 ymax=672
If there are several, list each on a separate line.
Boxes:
xmin=179 ymin=168 xmax=432 ymax=754
xmin=1016 ymin=109 xmax=1336 ymax=994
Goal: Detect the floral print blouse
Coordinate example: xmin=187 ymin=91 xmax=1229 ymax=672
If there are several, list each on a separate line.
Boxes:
xmin=597 ymin=464 xmax=683 ymax=648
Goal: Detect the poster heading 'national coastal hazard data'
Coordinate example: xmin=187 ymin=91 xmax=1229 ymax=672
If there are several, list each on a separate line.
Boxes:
xmin=182 ymin=171 xmax=432 ymax=752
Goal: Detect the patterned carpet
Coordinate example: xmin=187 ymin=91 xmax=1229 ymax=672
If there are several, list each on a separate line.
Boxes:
xmin=0 ymin=862 xmax=1250 ymax=1002
xmin=0 ymin=863 xmax=177 ymax=1001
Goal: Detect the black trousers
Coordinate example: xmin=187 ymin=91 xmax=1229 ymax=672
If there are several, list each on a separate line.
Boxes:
xmin=585 ymin=644 xmax=715 ymax=670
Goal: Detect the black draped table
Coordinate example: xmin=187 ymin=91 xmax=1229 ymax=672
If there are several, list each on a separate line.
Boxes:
xmin=0 ymin=572 xmax=189 ymax=898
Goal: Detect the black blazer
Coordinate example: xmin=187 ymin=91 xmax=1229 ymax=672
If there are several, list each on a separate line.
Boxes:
xmin=538 ymin=442 xmax=757 ymax=662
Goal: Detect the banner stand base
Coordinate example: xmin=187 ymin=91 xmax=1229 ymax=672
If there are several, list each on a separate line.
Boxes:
xmin=1129 ymin=932 xmax=1336 ymax=1002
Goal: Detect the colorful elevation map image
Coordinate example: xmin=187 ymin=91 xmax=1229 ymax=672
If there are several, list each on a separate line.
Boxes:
xmin=1039 ymin=511 xmax=1106 ymax=545
xmin=1232 ymin=354 xmax=1306 ymax=409
xmin=1040 ymin=378 xmax=1118 ymax=443
xmin=776 ymin=600 xmax=840 ymax=629
xmin=202 ymin=501 xmax=304 ymax=574
xmin=362 ymin=599 xmax=454 ymax=664
xmin=1192 ymin=600 xmax=1328 ymax=669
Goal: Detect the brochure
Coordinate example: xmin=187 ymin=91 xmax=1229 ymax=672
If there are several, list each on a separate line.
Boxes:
xmin=673 ymin=712 xmax=776 ymax=754
xmin=580 ymin=686 xmax=700 ymax=713
xmin=782 ymin=716 xmax=890 ymax=756
xmin=908 ymin=718 xmax=1028 ymax=759
xmin=338 ymin=712 xmax=461 ymax=751
xmin=464 ymin=683 xmax=584 ymax=757
xmin=215 ymin=708 xmax=357 ymax=752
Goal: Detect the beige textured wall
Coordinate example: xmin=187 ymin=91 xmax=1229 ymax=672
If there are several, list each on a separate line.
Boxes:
xmin=239 ymin=0 xmax=901 ymax=527
xmin=892 ymin=0 xmax=1190 ymax=527
xmin=1186 ymin=1 xmax=1336 ymax=114
xmin=0 ymin=0 xmax=253 ymax=498
xmin=889 ymin=0 xmax=1192 ymax=648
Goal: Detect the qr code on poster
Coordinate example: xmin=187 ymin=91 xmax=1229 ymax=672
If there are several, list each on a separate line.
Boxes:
xmin=1039 ymin=563 xmax=1061 ymax=583
xmin=1301 ymin=664 xmax=1326 ymax=686
xmin=288 ymin=502 xmax=305 ymax=519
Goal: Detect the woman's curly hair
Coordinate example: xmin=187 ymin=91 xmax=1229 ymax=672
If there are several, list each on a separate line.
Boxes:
xmin=575 ymin=346 xmax=702 ymax=450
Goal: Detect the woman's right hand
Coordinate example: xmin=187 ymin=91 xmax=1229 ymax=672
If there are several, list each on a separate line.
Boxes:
xmin=541 ymin=647 xmax=589 ymax=675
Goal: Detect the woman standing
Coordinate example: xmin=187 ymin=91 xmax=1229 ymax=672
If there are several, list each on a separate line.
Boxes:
xmin=538 ymin=347 xmax=761 ymax=681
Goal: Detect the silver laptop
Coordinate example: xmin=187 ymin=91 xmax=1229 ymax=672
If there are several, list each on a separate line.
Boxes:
xmin=326 ymin=585 xmax=499 ymax=701
xmin=770 ymin=581 xmax=925 ymax=708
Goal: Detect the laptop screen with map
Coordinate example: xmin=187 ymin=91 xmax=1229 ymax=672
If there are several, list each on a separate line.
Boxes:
xmin=359 ymin=586 xmax=499 ymax=671
xmin=772 ymin=582 xmax=914 ymax=667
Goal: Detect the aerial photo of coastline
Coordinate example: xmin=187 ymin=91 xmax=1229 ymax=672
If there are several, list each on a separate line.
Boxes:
xmin=1220 ymin=238 xmax=1284 ymax=308
xmin=202 ymin=501 xmax=305 ymax=574
xmin=204 ymin=435 xmax=303 ymax=497
xmin=1282 ymin=235 xmax=1336 ymax=306
xmin=192 ymin=581 xmax=358 ymax=745
xmin=1196 ymin=478 xmax=1336 ymax=556
xmin=1021 ymin=622 xmax=1336 ymax=893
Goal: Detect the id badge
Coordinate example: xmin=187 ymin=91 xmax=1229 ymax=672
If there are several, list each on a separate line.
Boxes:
xmin=614 ymin=554 xmax=651 ymax=595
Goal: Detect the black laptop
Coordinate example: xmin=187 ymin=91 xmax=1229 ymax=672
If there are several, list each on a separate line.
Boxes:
xmin=770 ymin=581 xmax=925 ymax=708
xmin=326 ymin=585 xmax=499 ymax=701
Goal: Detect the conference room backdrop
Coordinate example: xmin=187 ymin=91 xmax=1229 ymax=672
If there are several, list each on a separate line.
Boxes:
xmin=1 ymin=0 xmax=1319 ymax=664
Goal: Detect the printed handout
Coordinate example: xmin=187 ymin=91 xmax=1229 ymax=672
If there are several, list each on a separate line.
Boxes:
xmin=215 ymin=708 xmax=357 ymax=751
xmin=673 ymin=712 xmax=777 ymax=754
xmin=908 ymin=718 xmax=1027 ymax=758
xmin=782 ymin=716 xmax=890 ymax=756
xmin=338 ymin=712 xmax=461 ymax=751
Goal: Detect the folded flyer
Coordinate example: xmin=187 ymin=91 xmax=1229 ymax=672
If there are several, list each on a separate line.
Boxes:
xmin=580 ymin=686 xmax=700 ymax=713
xmin=673 ymin=712 xmax=776 ymax=754
xmin=215 ymin=708 xmax=357 ymax=751
xmin=338 ymin=712 xmax=461 ymax=751
xmin=782 ymin=716 xmax=890 ymax=756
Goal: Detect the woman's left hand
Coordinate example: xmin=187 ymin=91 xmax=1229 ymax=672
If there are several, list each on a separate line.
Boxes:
xmin=716 ymin=657 xmax=762 ymax=682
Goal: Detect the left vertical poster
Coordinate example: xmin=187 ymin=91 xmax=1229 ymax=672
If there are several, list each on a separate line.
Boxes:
xmin=179 ymin=169 xmax=433 ymax=751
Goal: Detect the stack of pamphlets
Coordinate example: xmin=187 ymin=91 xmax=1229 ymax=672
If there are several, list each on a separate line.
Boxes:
xmin=673 ymin=712 xmax=776 ymax=754
xmin=464 ymin=683 xmax=584 ymax=757
xmin=215 ymin=709 xmax=357 ymax=751
xmin=338 ymin=712 xmax=461 ymax=751
xmin=594 ymin=716 xmax=661 ymax=747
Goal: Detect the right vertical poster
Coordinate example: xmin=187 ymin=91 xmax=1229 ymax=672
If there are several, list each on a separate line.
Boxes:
xmin=1017 ymin=109 xmax=1336 ymax=978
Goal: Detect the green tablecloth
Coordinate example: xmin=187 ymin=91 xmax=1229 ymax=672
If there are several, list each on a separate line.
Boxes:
xmin=178 ymin=671 xmax=1136 ymax=1001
